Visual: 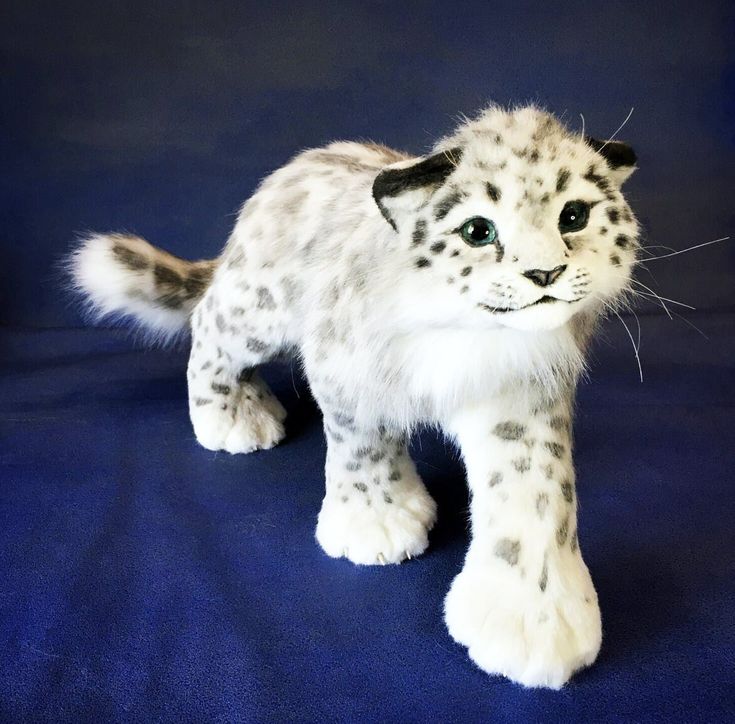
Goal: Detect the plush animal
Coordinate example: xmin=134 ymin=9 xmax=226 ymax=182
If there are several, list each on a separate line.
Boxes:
xmin=71 ymin=106 xmax=638 ymax=688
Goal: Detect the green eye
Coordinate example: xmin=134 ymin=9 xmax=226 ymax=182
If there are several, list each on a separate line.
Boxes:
xmin=559 ymin=201 xmax=590 ymax=233
xmin=459 ymin=217 xmax=498 ymax=247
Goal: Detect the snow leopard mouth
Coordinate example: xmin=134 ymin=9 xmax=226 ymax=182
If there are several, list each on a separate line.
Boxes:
xmin=478 ymin=296 xmax=572 ymax=314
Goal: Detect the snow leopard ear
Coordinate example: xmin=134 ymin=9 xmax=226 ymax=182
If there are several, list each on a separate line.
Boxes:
xmin=372 ymin=147 xmax=462 ymax=231
xmin=585 ymin=136 xmax=637 ymax=185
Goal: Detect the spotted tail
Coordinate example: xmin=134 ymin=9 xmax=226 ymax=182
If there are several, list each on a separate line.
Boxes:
xmin=69 ymin=233 xmax=216 ymax=338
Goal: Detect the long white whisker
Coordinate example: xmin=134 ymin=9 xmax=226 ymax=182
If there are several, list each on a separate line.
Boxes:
xmin=579 ymin=113 xmax=586 ymax=138
xmin=597 ymin=295 xmax=643 ymax=382
xmin=639 ymin=244 xmax=678 ymax=256
xmin=599 ymin=107 xmax=634 ymax=149
xmin=638 ymin=236 xmax=730 ymax=262
xmin=670 ymin=310 xmax=710 ymax=341
xmin=631 ymin=285 xmax=696 ymax=311
xmin=613 ymin=307 xmax=643 ymax=382
xmin=630 ymin=281 xmax=672 ymax=318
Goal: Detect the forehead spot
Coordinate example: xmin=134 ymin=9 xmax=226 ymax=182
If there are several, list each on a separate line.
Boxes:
xmin=434 ymin=188 xmax=468 ymax=221
xmin=486 ymin=183 xmax=501 ymax=202
xmin=556 ymin=168 xmax=571 ymax=193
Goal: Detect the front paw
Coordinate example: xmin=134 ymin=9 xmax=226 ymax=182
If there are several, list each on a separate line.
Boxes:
xmin=315 ymin=475 xmax=437 ymax=565
xmin=444 ymin=558 xmax=601 ymax=688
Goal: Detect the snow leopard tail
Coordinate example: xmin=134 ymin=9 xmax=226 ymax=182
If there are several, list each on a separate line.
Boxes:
xmin=69 ymin=232 xmax=217 ymax=339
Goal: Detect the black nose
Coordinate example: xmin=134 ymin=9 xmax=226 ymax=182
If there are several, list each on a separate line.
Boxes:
xmin=522 ymin=265 xmax=567 ymax=287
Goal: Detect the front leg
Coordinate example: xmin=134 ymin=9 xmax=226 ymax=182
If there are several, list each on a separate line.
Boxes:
xmin=444 ymin=394 xmax=601 ymax=689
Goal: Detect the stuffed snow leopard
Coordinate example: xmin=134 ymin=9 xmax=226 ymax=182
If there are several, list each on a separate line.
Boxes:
xmin=71 ymin=106 xmax=639 ymax=689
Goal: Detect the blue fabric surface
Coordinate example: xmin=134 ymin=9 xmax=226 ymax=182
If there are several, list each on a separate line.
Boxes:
xmin=1 ymin=316 xmax=734 ymax=722
xmin=2 ymin=0 xmax=734 ymax=720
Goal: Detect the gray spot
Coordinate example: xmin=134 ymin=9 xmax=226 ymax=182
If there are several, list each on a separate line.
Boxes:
xmin=610 ymin=253 xmax=622 ymax=267
xmin=460 ymin=266 xmax=472 ymax=277
xmin=486 ymin=183 xmax=501 ymax=202
xmin=570 ymin=529 xmax=579 ymax=552
xmin=194 ymin=397 xmax=212 ymax=406
xmin=493 ymin=421 xmax=526 ymax=441
xmin=556 ymin=168 xmax=571 ymax=193
xmin=346 ymin=461 xmax=361 ymax=472
xmin=200 ymin=361 xmax=212 ymax=371
xmin=282 ymin=190 xmax=309 ymax=215
xmin=615 ymin=234 xmax=633 ymax=250
xmin=412 ymin=219 xmax=427 ymax=247
xmin=434 ymin=188 xmax=467 ymax=221
xmin=489 ymin=471 xmax=503 ymax=487
xmin=494 ymin=538 xmax=521 ymax=566
xmin=256 ymin=287 xmax=277 ymax=310
xmin=215 ymin=314 xmax=226 ymax=333
xmin=430 ymin=241 xmax=446 ymax=254
xmin=332 ymin=412 xmax=355 ymax=430
xmin=211 ymin=382 xmax=231 ymax=395
xmin=541 ymin=463 xmax=554 ymax=480
xmin=415 ymin=257 xmax=431 ymax=269
xmin=544 ymin=441 xmax=565 ymax=459
xmin=246 ymin=337 xmax=268 ymax=353
xmin=556 ymin=516 xmax=570 ymax=546
xmin=154 ymin=263 xmax=182 ymax=287
xmin=512 ymin=457 xmax=531 ymax=473
xmin=369 ymin=451 xmax=386 ymax=463
xmin=325 ymin=426 xmax=344 ymax=444
xmin=280 ymin=276 xmax=300 ymax=305
xmin=112 ymin=243 xmax=148 ymax=271
xmin=606 ymin=207 xmax=620 ymax=224
xmin=388 ymin=470 xmax=401 ymax=482
xmin=548 ymin=415 xmax=569 ymax=432
xmin=231 ymin=307 xmax=246 ymax=316
xmin=539 ymin=555 xmax=549 ymax=592
xmin=353 ymin=482 xmax=368 ymax=493
xmin=536 ymin=492 xmax=549 ymax=519
xmin=560 ymin=480 xmax=574 ymax=504
xmin=226 ymin=248 xmax=246 ymax=269
xmin=383 ymin=492 xmax=393 ymax=504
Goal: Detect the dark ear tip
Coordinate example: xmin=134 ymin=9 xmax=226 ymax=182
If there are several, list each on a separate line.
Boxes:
xmin=585 ymin=135 xmax=637 ymax=169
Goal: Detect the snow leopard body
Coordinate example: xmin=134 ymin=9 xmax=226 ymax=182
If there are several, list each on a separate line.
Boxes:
xmin=71 ymin=105 xmax=639 ymax=688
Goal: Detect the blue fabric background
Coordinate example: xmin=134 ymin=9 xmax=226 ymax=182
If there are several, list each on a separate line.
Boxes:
xmin=1 ymin=1 xmax=734 ymax=721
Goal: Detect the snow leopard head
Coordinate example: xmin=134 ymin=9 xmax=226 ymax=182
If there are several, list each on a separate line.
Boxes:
xmin=372 ymin=106 xmax=638 ymax=332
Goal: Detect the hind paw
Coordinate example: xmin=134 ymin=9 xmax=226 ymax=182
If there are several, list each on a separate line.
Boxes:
xmin=191 ymin=394 xmax=286 ymax=454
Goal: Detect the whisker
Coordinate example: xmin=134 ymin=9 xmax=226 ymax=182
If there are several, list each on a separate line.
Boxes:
xmin=631 ymin=285 xmax=696 ymax=311
xmin=599 ymin=107 xmax=635 ymax=150
xmin=630 ymin=282 xmax=672 ymax=319
xmin=637 ymin=236 xmax=730 ymax=262
xmin=613 ymin=306 xmax=644 ymax=382
xmin=669 ymin=310 xmax=710 ymax=341
xmin=638 ymin=244 xmax=678 ymax=256
xmin=597 ymin=294 xmax=643 ymax=382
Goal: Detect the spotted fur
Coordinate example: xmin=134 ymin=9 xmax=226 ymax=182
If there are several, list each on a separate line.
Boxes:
xmin=70 ymin=105 xmax=640 ymax=690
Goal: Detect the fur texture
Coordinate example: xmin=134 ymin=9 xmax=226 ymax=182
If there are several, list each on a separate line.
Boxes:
xmin=70 ymin=106 xmax=639 ymax=689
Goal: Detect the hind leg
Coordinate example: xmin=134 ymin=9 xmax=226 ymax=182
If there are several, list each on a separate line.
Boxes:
xmin=314 ymin=410 xmax=437 ymax=565
xmin=186 ymin=295 xmax=287 ymax=454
